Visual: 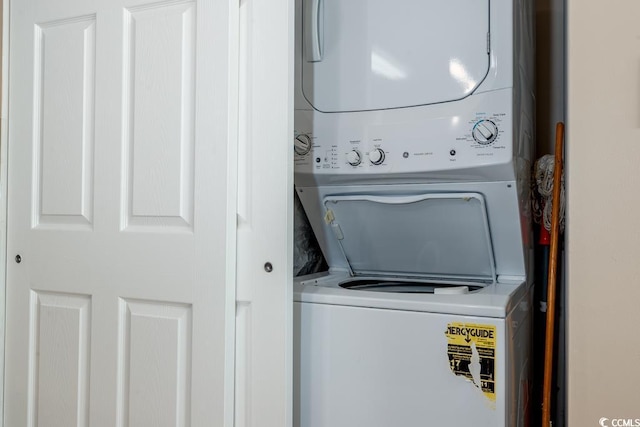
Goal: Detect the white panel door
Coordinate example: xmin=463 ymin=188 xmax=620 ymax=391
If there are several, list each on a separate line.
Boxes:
xmin=4 ymin=0 xmax=242 ymax=426
xmin=234 ymin=0 xmax=294 ymax=426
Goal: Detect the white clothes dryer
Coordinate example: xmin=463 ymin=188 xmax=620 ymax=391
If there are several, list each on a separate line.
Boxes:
xmin=293 ymin=0 xmax=535 ymax=425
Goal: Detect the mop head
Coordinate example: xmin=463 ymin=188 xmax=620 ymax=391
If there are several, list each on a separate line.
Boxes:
xmin=532 ymin=154 xmax=565 ymax=233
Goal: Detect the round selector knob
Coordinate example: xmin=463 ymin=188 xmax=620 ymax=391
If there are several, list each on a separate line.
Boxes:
xmin=294 ymin=134 xmax=312 ymax=155
xmin=368 ymin=148 xmax=385 ymax=165
xmin=472 ymin=120 xmax=498 ymax=145
xmin=346 ymin=150 xmax=362 ymax=166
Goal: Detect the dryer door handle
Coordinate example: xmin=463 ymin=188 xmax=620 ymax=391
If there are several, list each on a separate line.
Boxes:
xmin=305 ymin=0 xmax=323 ymax=62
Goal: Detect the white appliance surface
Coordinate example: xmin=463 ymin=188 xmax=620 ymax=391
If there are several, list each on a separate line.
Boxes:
xmin=294 ymin=89 xmax=516 ymax=186
xmin=294 ymin=271 xmax=527 ymax=318
xmin=294 ymin=273 xmax=531 ymax=427
xmin=301 ymin=0 xmax=491 ymax=112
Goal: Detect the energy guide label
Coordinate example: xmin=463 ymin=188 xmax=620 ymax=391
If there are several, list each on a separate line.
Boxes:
xmin=445 ymin=322 xmax=497 ymax=402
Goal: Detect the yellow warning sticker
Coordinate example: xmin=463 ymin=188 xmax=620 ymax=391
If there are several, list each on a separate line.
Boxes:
xmin=445 ymin=322 xmax=497 ymax=402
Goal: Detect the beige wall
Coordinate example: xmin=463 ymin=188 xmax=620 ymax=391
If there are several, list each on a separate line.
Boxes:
xmin=567 ymin=0 xmax=640 ymax=424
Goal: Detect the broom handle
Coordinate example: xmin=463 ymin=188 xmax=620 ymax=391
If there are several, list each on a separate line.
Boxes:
xmin=541 ymin=122 xmax=564 ymax=427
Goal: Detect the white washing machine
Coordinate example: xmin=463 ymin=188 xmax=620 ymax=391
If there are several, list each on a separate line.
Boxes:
xmin=293 ymin=0 xmax=535 ymax=426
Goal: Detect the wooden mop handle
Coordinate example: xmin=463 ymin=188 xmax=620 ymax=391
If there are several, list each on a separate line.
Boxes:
xmin=541 ymin=122 xmax=564 ymax=427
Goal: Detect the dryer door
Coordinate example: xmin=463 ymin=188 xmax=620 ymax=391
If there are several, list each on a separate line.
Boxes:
xmin=301 ymin=0 xmax=491 ymax=112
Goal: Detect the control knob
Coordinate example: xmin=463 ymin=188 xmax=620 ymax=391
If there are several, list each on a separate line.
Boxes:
xmin=294 ymin=134 xmax=312 ymax=155
xmin=472 ymin=120 xmax=498 ymax=145
xmin=369 ymin=148 xmax=385 ymax=165
xmin=346 ymin=150 xmax=362 ymax=166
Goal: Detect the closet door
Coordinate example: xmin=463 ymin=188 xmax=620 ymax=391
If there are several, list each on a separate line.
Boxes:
xmin=4 ymin=0 xmax=244 ymax=425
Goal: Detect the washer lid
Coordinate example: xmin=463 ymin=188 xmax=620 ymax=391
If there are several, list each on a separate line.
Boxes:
xmin=322 ymin=193 xmax=496 ymax=281
xmin=301 ymin=0 xmax=491 ymax=112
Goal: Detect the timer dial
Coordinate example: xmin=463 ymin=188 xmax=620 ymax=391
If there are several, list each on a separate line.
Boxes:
xmin=472 ymin=120 xmax=498 ymax=145
xmin=294 ymin=134 xmax=312 ymax=155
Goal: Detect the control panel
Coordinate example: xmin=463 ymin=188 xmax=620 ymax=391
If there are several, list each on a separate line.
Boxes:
xmin=294 ymin=110 xmax=512 ymax=177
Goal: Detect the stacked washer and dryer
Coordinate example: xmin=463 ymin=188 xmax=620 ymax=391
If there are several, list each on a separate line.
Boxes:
xmin=293 ymin=0 xmax=535 ymax=426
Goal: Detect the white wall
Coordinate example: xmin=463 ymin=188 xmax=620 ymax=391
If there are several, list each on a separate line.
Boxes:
xmin=566 ymin=0 xmax=640 ymax=424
